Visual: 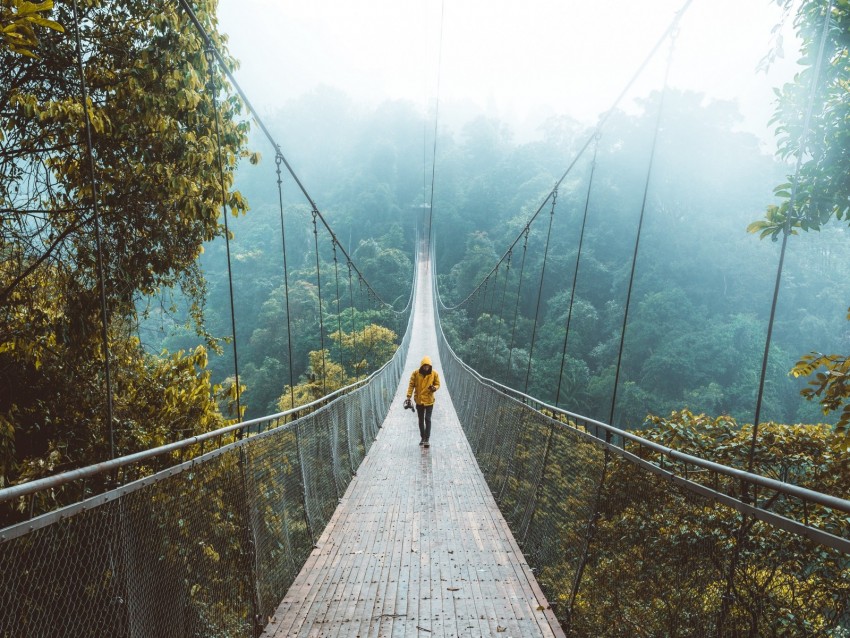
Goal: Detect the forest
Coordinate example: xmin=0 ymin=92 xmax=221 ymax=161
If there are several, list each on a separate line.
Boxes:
xmin=2 ymin=0 xmax=850 ymax=498
xmin=166 ymin=84 xmax=849 ymax=430
xmin=2 ymin=0 xmax=850 ymax=636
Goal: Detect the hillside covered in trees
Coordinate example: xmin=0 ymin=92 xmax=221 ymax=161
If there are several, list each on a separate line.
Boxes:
xmin=157 ymin=83 xmax=850 ymax=432
xmin=3 ymin=0 xmax=850 ymax=510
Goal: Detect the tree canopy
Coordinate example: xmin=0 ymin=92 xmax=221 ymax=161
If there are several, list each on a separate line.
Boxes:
xmin=749 ymin=0 xmax=850 ymax=432
xmin=1 ymin=0 xmax=250 ymax=492
xmin=0 ymin=0 xmax=64 ymax=58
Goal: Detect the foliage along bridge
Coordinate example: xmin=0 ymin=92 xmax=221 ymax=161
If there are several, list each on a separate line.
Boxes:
xmin=2 ymin=239 xmax=849 ymax=637
xmin=3 ymin=1 xmax=850 ymax=635
xmin=260 ymin=247 xmax=563 ymax=637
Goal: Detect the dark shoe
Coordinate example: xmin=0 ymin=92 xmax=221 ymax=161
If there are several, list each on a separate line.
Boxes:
xmin=424 ymin=440 xmax=430 ymax=448
xmin=419 ymin=439 xmax=424 ymax=446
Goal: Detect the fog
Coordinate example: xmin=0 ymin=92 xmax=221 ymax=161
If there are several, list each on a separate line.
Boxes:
xmin=218 ymin=0 xmax=800 ymax=146
xmin=199 ymin=0 xmax=850 ymax=428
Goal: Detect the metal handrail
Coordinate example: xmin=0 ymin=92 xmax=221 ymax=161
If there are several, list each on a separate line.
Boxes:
xmin=432 ymin=258 xmax=850 ymax=518
xmin=499 ymin=383 xmax=850 ymax=514
xmin=0 ymin=378 xmax=364 ymax=506
xmin=0 ymin=303 xmax=416 ymax=509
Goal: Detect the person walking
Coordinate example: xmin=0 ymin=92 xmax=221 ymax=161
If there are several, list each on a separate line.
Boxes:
xmin=405 ymin=355 xmax=440 ymax=447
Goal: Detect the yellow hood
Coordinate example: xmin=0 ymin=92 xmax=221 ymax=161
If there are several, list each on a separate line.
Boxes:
xmin=420 ymin=356 xmax=432 ymax=366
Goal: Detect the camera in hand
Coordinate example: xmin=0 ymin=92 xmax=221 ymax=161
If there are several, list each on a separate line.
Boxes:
xmin=403 ymin=398 xmax=415 ymax=412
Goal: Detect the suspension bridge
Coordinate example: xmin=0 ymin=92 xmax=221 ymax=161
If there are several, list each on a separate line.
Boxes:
xmin=2 ymin=0 xmax=850 ymax=636
xmin=261 ymin=246 xmax=562 ymax=637
xmin=3 ymin=230 xmax=850 ymax=636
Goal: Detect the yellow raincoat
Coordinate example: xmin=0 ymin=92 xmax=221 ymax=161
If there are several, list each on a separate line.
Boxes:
xmin=406 ymin=356 xmax=440 ymax=406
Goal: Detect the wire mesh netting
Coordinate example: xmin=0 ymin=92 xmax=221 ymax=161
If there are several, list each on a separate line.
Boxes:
xmin=0 ymin=305 xmax=410 ymax=638
xmin=437 ymin=321 xmax=850 ymax=637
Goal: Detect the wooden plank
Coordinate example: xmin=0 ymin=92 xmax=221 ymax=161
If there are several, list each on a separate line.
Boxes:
xmin=348 ymin=484 xmax=393 ymax=637
xmin=440 ymin=462 xmax=471 ymax=638
xmin=367 ymin=487 xmax=402 ymax=638
xmin=262 ymin=257 xmax=564 ymax=638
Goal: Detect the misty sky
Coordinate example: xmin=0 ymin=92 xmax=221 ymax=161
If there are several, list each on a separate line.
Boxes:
xmin=217 ymin=0 xmax=799 ymax=145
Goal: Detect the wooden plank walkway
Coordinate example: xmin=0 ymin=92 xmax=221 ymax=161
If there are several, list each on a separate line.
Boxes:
xmin=261 ymin=256 xmax=564 ymax=638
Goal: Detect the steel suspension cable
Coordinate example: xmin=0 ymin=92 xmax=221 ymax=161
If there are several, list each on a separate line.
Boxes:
xmin=556 ymin=136 xmax=600 ymax=406
xmin=506 ymin=226 xmax=530 ymax=376
xmin=427 ymin=0 xmax=446 ymax=251
xmin=749 ymin=0 xmax=834 ymax=470
xmin=719 ymin=3 xmax=836 ymax=632
xmin=312 ymin=210 xmax=327 ymax=395
xmin=204 ymin=46 xmax=242 ymax=421
xmin=609 ymin=31 xmax=676 ymax=426
xmin=436 ymin=0 xmax=694 ymax=312
xmin=176 ymin=0 xmax=400 ymax=312
xmin=491 ymin=250 xmax=512 ymax=379
xmin=524 ymin=187 xmax=558 ymax=393
xmin=275 ymin=154 xmax=296 ymax=410
xmin=332 ymin=240 xmax=346 ymax=381
xmin=72 ymin=0 xmax=115 ymax=458
xmin=347 ymin=262 xmax=359 ymax=381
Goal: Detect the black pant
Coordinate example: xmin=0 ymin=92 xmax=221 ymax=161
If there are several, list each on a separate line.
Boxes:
xmin=416 ymin=404 xmax=433 ymax=441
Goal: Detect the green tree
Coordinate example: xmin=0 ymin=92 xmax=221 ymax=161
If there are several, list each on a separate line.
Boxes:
xmin=0 ymin=0 xmax=63 ymax=58
xmin=353 ymin=232 xmax=412 ymax=305
xmin=565 ymin=410 xmax=850 ymax=636
xmin=1 ymin=0 xmax=251 ymax=491
xmin=275 ymin=323 xmax=398 ymax=412
xmin=333 ymin=323 xmax=398 ymax=379
xmin=749 ymin=1 xmax=850 ymax=433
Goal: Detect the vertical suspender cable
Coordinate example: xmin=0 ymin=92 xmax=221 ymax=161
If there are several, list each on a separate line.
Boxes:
xmin=364 ymin=279 xmax=375 ymax=358
xmin=484 ymin=265 xmax=501 ymax=371
xmin=479 ymin=276 xmax=491 ymax=320
xmin=347 ymin=262 xmax=359 ymax=381
xmin=312 ymin=210 xmax=327 ymax=394
xmin=358 ymin=276 xmax=367 ymax=360
xmin=205 ymin=47 xmax=242 ymax=421
xmin=749 ymin=0 xmax=834 ymax=470
xmin=472 ymin=279 xmax=490 ymax=369
xmin=203 ymin=37 xmax=258 ymax=629
xmin=556 ymin=136 xmax=600 ymax=406
xmin=427 ymin=0 xmax=445 ymax=251
xmin=72 ymin=0 xmax=115 ymax=459
xmin=275 ymin=154 xmax=296 ymax=410
xmin=487 ymin=266 xmax=501 ymax=319
xmin=719 ymin=5 xmax=835 ymax=633
xmin=609 ymin=32 xmax=676 ymax=426
xmin=332 ymin=241 xmax=346 ymax=381
xmin=521 ymin=420 xmax=556 ymax=545
xmin=506 ymin=227 xmax=530 ymax=377
xmin=492 ymin=251 xmax=512 ymax=383
xmin=524 ymin=188 xmax=558 ymax=393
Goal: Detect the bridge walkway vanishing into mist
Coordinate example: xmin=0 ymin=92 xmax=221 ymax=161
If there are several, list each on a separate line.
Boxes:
xmin=262 ymin=253 xmax=564 ymax=637
xmin=6 ymin=1 xmax=850 ymax=635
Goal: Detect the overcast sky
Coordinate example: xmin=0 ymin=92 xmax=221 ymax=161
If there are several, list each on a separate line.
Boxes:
xmin=217 ymin=0 xmax=799 ymax=144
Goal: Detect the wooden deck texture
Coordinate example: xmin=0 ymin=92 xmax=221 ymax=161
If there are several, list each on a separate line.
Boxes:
xmin=261 ymin=256 xmax=564 ymax=638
